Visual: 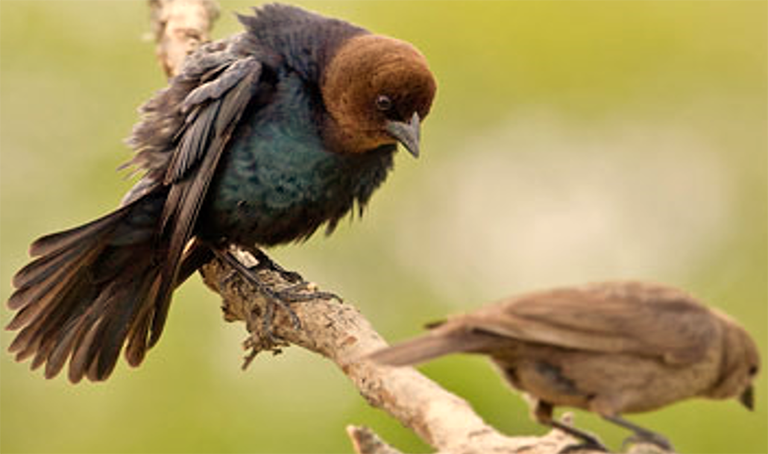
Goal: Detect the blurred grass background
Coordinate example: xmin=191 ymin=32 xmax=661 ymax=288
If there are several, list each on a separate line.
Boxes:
xmin=1 ymin=1 xmax=765 ymax=453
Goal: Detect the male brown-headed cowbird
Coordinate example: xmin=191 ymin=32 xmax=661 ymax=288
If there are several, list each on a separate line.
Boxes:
xmin=369 ymin=281 xmax=760 ymax=451
xmin=7 ymin=4 xmax=436 ymax=383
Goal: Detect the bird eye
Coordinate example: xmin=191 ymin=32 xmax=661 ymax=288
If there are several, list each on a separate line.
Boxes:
xmin=375 ymin=95 xmax=393 ymax=112
xmin=749 ymin=365 xmax=759 ymax=376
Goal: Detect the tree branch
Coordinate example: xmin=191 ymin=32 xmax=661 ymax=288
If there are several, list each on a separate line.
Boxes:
xmin=148 ymin=0 xmax=219 ymax=77
xmin=145 ymin=1 xmax=618 ymax=453
xmin=200 ymin=253 xmax=589 ymax=454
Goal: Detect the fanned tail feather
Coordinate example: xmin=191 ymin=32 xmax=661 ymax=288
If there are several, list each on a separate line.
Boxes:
xmin=6 ymin=191 xmax=177 ymax=383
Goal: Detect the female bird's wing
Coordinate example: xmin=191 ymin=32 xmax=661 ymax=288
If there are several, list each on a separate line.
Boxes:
xmin=461 ymin=281 xmax=720 ymax=366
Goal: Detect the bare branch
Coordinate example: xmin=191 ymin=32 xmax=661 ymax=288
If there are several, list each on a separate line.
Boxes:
xmin=200 ymin=256 xmax=593 ymax=454
xmin=148 ymin=0 xmax=220 ymax=77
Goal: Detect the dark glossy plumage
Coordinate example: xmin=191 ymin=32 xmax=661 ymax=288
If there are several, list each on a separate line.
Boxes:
xmin=6 ymin=3 xmax=437 ymax=382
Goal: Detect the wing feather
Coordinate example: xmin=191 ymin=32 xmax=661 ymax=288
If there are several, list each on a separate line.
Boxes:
xmin=149 ymin=58 xmax=263 ymax=347
xmin=459 ymin=281 xmax=718 ymax=365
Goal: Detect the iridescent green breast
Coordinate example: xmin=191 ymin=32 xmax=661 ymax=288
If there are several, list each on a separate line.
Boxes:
xmin=198 ymin=72 xmax=394 ymax=246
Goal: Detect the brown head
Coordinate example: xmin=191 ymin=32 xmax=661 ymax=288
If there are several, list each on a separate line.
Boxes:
xmin=705 ymin=310 xmax=761 ymax=410
xmin=321 ymin=34 xmax=437 ymax=157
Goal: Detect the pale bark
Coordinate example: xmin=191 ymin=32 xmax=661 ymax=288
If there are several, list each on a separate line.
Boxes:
xmin=148 ymin=0 xmax=219 ymax=77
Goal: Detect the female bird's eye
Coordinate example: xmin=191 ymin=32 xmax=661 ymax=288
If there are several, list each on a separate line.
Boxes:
xmin=749 ymin=365 xmax=759 ymax=376
xmin=375 ymin=95 xmax=393 ymax=112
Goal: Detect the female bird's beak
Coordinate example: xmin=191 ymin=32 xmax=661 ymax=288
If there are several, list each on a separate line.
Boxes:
xmin=386 ymin=112 xmax=421 ymax=158
xmin=739 ymin=384 xmax=755 ymax=410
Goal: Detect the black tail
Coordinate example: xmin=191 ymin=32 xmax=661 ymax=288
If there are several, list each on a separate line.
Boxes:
xmin=6 ymin=190 xmax=208 ymax=383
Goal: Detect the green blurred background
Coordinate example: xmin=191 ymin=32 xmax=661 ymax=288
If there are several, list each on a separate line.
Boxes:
xmin=1 ymin=1 xmax=766 ymax=452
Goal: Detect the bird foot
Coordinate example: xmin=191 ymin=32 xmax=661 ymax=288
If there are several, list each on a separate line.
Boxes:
xmin=550 ymin=420 xmax=610 ymax=453
xmin=602 ymin=415 xmax=674 ymax=453
xmin=241 ymin=330 xmax=289 ymax=370
xmin=558 ymin=442 xmax=609 ymax=454
xmin=238 ymin=280 xmax=339 ymax=370
xmin=237 ymin=245 xmax=343 ymax=303
xmin=558 ymin=437 xmax=610 ymax=454
xmin=621 ymin=432 xmax=674 ymax=453
xmin=244 ymin=246 xmax=304 ymax=284
xmin=215 ymin=247 xmax=342 ymax=369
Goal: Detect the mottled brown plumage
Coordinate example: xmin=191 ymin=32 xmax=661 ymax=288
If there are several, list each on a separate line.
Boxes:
xmin=369 ymin=281 xmax=760 ymax=450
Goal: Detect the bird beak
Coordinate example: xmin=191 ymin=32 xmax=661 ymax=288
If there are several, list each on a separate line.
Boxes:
xmin=739 ymin=385 xmax=755 ymax=411
xmin=386 ymin=112 xmax=421 ymax=158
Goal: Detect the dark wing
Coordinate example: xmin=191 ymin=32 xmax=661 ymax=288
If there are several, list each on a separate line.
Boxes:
xmin=459 ymin=281 xmax=719 ymax=365
xmin=150 ymin=56 xmax=262 ymax=347
xmin=124 ymin=37 xmax=266 ymax=349
xmin=5 ymin=36 xmax=268 ymax=382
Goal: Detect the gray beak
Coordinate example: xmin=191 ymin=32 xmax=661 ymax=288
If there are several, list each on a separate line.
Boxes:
xmin=739 ymin=385 xmax=755 ymax=411
xmin=386 ymin=112 xmax=421 ymax=158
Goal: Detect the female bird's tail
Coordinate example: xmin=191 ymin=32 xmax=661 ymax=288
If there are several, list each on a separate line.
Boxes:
xmin=6 ymin=189 xmax=181 ymax=383
xmin=367 ymin=326 xmax=501 ymax=367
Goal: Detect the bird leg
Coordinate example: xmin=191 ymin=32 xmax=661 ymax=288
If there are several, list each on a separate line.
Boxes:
xmin=550 ymin=420 xmax=609 ymax=454
xmin=215 ymin=248 xmax=301 ymax=332
xmin=602 ymin=415 xmax=674 ymax=452
xmin=212 ymin=247 xmax=339 ymax=348
xmin=532 ymin=401 xmax=609 ymax=453
xmin=239 ymin=245 xmax=303 ymax=284
xmin=237 ymin=245 xmax=342 ymax=305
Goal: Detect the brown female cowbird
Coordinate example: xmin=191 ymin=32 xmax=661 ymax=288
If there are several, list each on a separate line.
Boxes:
xmin=6 ymin=4 xmax=436 ymax=383
xmin=369 ymin=281 xmax=760 ymax=451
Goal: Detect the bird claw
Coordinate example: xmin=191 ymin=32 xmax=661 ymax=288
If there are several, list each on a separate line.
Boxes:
xmin=235 ymin=246 xmax=343 ymax=303
xmin=557 ymin=437 xmax=610 ymax=454
xmin=216 ymin=247 xmax=342 ymax=364
xmin=241 ymin=329 xmax=288 ymax=370
xmin=621 ymin=432 xmax=674 ymax=452
xmin=275 ymin=281 xmax=342 ymax=304
xmin=257 ymin=281 xmax=342 ymax=335
xmin=601 ymin=415 xmax=674 ymax=453
xmin=558 ymin=442 xmax=609 ymax=454
xmin=260 ymin=283 xmax=303 ymax=330
xmin=244 ymin=246 xmax=304 ymax=283
xmin=550 ymin=420 xmax=610 ymax=453
xmin=218 ymin=268 xmax=240 ymax=288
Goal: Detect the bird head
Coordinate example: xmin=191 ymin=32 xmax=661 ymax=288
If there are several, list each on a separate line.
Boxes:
xmin=322 ymin=34 xmax=437 ymax=157
xmin=706 ymin=312 xmax=761 ymax=410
